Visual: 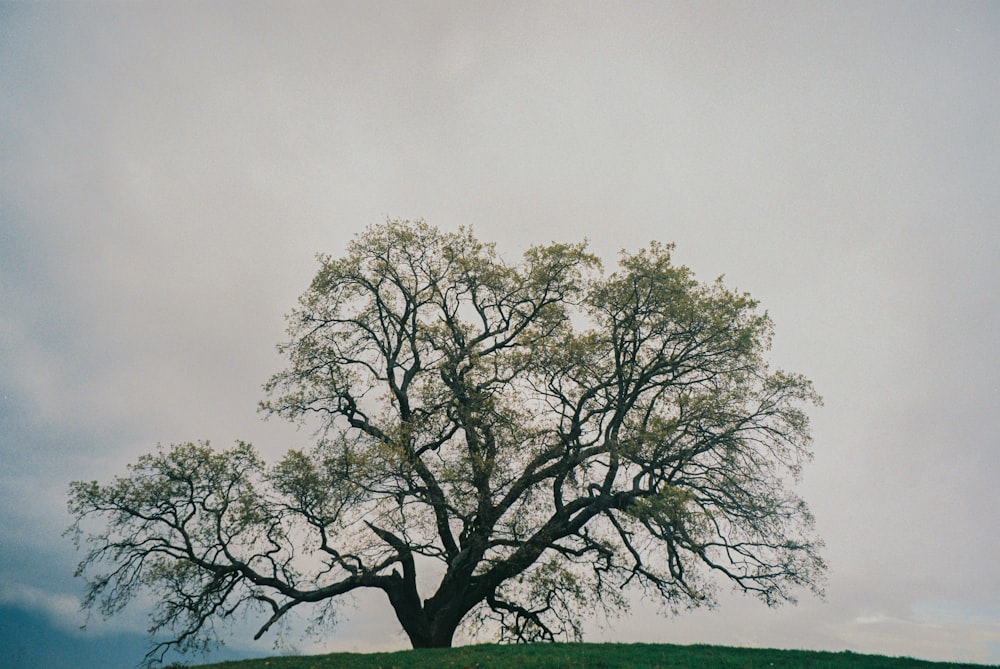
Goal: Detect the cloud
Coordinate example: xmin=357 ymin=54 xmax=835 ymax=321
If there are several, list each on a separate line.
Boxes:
xmin=2 ymin=2 xmax=999 ymax=664
xmin=843 ymin=611 xmax=1000 ymax=664
xmin=0 ymin=584 xmax=85 ymax=635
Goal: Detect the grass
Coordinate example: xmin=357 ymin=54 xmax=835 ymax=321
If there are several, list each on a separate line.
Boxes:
xmin=189 ymin=642 xmax=998 ymax=669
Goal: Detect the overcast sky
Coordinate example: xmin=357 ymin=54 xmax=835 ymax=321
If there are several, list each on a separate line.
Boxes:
xmin=2 ymin=2 xmax=998 ymax=666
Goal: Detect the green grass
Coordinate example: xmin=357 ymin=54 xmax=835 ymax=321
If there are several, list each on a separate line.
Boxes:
xmin=189 ymin=642 xmax=998 ymax=669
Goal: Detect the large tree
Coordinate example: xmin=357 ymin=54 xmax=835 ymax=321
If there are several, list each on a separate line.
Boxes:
xmin=69 ymin=220 xmax=824 ymax=663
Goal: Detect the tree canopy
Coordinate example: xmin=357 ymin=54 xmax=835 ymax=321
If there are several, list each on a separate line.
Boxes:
xmin=69 ymin=219 xmax=824 ymax=664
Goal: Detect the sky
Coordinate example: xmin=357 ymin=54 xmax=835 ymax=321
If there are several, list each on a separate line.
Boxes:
xmin=1 ymin=2 xmax=998 ymax=667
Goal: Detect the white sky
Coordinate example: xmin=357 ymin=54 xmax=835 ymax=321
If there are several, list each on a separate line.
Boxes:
xmin=2 ymin=2 xmax=998 ymax=664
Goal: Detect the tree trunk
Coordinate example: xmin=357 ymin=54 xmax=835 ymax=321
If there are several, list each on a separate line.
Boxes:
xmin=388 ymin=555 xmax=478 ymax=649
xmin=407 ymin=621 xmax=457 ymax=648
xmin=385 ymin=588 xmax=462 ymax=649
xmin=392 ymin=595 xmax=464 ymax=649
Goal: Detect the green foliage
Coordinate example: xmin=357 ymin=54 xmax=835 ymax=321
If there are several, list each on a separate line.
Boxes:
xmin=191 ymin=643 xmax=996 ymax=669
xmin=69 ymin=220 xmax=826 ymax=662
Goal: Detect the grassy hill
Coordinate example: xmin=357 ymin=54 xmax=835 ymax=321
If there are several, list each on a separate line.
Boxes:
xmin=190 ymin=642 xmax=997 ymax=669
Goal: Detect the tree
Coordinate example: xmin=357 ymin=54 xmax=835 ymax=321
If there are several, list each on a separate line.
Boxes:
xmin=68 ymin=219 xmax=825 ymax=664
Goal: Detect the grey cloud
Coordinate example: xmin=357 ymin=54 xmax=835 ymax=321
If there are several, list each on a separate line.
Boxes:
xmin=2 ymin=2 xmax=998 ymax=664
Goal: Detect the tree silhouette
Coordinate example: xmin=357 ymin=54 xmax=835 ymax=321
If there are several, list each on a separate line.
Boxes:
xmin=69 ymin=220 xmax=824 ymax=664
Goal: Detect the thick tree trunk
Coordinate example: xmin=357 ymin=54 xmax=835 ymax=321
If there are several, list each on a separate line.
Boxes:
xmin=385 ymin=583 xmax=462 ymax=649
xmin=392 ymin=591 xmax=467 ymax=649
xmin=407 ymin=622 xmax=457 ymax=648
xmin=387 ymin=544 xmax=486 ymax=649
xmin=394 ymin=609 xmax=460 ymax=648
